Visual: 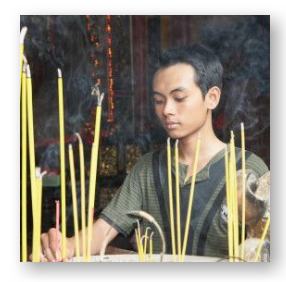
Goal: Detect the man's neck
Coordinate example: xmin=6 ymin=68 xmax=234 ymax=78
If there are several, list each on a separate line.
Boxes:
xmin=178 ymin=116 xmax=225 ymax=165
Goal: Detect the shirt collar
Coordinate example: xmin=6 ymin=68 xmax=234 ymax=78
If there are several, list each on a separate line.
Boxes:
xmin=170 ymin=147 xmax=226 ymax=186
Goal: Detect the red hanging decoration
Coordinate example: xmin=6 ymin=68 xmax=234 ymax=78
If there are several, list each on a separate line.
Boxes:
xmin=106 ymin=15 xmax=115 ymax=123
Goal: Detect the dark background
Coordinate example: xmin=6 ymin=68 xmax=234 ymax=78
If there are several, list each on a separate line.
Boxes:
xmin=20 ymin=15 xmax=270 ymax=248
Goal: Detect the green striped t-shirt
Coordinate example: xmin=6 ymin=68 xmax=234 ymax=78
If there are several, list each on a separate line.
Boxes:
xmin=100 ymin=147 xmax=268 ymax=258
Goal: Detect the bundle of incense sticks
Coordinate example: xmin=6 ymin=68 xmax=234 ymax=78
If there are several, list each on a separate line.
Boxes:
xmin=20 ymin=29 xmax=43 ymax=262
xmin=224 ymin=124 xmax=247 ymax=262
xmin=225 ymin=131 xmax=240 ymax=262
xmin=134 ymin=222 xmax=153 ymax=262
xmin=56 ymin=87 xmax=103 ymax=262
xmin=166 ymin=136 xmax=201 ymax=262
xmin=20 ymin=27 xmax=105 ymax=262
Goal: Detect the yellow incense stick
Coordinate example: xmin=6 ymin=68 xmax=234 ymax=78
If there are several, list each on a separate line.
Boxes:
xmin=32 ymin=171 xmax=39 ymax=262
xmin=135 ymin=228 xmax=144 ymax=261
xmin=137 ymin=221 xmax=144 ymax=261
xmin=87 ymin=92 xmax=104 ymax=259
xmin=167 ymin=137 xmax=176 ymax=258
xmin=254 ymin=216 xmax=270 ymax=262
xmin=75 ymin=133 xmax=86 ymax=259
xmin=140 ymin=236 xmax=148 ymax=262
xmin=143 ymin=227 xmax=150 ymax=258
xmin=240 ymin=123 xmax=246 ymax=260
xmin=36 ymin=171 xmax=43 ymax=262
xmin=68 ymin=145 xmax=80 ymax=258
xmin=21 ymin=65 xmax=27 ymax=262
xmin=149 ymin=232 xmax=154 ymax=260
xmin=20 ymin=27 xmax=27 ymax=84
xmin=137 ymin=221 xmax=143 ymax=255
xmin=87 ymin=143 xmax=97 ymax=260
xmin=57 ymin=68 xmax=67 ymax=259
xmin=26 ymin=65 xmax=37 ymax=222
xmin=229 ymin=133 xmax=235 ymax=261
xmin=230 ymin=132 xmax=239 ymax=261
xmin=181 ymin=137 xmax=201 ymax=261
xmin=135 ymin=229 xmax=144 ymax=261
xmin=32 ymin=168 xmax=44 ymax=262
xmin=135 ymin=229 xmax=140 ymax=259
xmin=225 ymin=147 xmax=234 ymax=262
xmin=174 ymin=139 xmax=181 ymax=260
xmin=229 ymin=143 xmax=236 ymax=262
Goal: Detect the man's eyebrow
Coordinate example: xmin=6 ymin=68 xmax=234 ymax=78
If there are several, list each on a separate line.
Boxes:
xmin=153 ymin=87 xmax=186 ymax=97
xmin=170 ymin=87 xmax=186 ymax=94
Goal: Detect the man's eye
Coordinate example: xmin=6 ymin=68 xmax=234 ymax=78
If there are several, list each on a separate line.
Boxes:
xmin=174 ymin=96 xmax=187 ymax=102
xmin=154 ymin=99 xmax=164 ymax=105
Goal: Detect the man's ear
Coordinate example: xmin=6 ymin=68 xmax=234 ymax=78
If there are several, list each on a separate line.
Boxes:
xmin=204 ymin=86 xmax=221 ymax=110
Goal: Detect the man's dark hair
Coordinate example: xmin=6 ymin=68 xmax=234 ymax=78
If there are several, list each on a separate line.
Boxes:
xmin=155 ymin=44 xmax=223 ymax=96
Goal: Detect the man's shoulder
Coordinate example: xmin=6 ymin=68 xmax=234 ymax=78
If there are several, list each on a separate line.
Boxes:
xmin=129 ymin=151 xmax=156 ymax=177
xmin=237 ymin=148 xmax=269 ymax=177
xmin=133 ymin=147 xmax=165 ymax=167
xmin=134 ymin=151 xmax=154 ymax=167
xmin=130 ymin=148 xmax=165 ymax=176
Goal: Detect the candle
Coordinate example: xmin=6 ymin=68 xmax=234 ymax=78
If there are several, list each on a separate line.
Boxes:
xmin=167 ymin=138 xmax=176 ymax=258
xmin=240 ymin=123 xmax=246 ymax=260
xmin=75 ymin=133 xmax=86 ymax=259
xmin=21 ymin=63 xmax=27 ymax=262
xmin=57 ymin=68 xmax=67 ymax=259
xmin=26 ymin=65 xmax=37 ymax=221
xmin=174 ymin=139 xmax=181 ymax=260
xmin=68 ymin=144 xmax=80 ymax=258
xmin=87 ymin=91 xmax=104 ymax=259
xmin=181 ymin=137 xmax=201 ymax=261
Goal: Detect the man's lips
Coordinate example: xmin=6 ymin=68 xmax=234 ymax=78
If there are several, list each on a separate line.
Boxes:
xmin=165 ymin=122 xmax=180 ymax=129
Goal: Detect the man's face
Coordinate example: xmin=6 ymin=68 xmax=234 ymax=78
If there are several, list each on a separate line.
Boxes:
xmin=152 ymin=63 xmax=209 ymax=140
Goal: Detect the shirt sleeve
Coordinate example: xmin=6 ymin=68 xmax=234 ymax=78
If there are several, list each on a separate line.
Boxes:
xmin=245 ymin=150 xmax=269 ymax=177
xmin=99 ymin=158 xmax=144 ymax=237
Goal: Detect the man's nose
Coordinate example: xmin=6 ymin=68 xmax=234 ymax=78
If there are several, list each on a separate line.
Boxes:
xmin=163 ymin=99 xmax=175 ymax=116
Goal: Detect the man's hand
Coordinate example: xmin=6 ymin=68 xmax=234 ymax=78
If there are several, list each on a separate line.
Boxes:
xmin=30 ymin=228 xmax=75 ymax=262
xmin=29 ymin=218 xmax=119 ymax=262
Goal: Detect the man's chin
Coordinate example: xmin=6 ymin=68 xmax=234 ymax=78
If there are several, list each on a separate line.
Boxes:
xmin=166 ymin=130 xmax=183 ymax=140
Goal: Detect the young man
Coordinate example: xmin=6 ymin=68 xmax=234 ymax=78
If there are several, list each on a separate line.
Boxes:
xmin=39 ymin=44 xmax=269 ymax=261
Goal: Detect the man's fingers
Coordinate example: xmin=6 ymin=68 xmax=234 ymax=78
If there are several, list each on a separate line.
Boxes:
xmin=48 ymin=228 xmax=61 ymax=260
xmin=40 ymin=253 xmax=48 ymax=262
xmin=41 ymin=233 xmax=50 ymax=250
xmin=44 ymin=247 xmax=56 ymax=262
xmin=41 ymin=231 xmax=57 ymax=262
